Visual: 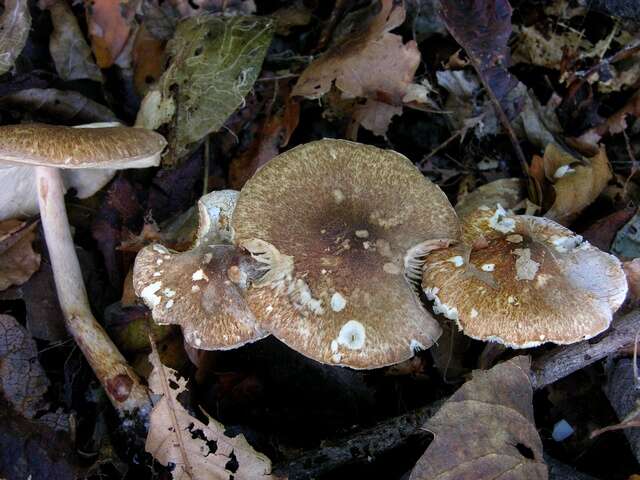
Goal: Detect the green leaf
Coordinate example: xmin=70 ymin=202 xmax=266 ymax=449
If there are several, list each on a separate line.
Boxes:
xmin=136 ymin=15 xmax=273 ymax=165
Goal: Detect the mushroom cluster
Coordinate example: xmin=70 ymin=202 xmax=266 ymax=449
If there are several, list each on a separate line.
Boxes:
xmin=134 ymin=139 xmax=629 ymax=372
xmin=135 ymin=139 xmax=460 ymax=369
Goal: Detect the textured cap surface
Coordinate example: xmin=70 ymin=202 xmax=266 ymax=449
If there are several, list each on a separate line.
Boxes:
xmin=232 ymin=139 xmax=460 ymax=368
xmin=0 ymin=123 xmax=166 ymax=169
xmin=133 ymin=190 xmax=266 ymax=350
xmin=422 ymin=207 xmax=628 ymax=348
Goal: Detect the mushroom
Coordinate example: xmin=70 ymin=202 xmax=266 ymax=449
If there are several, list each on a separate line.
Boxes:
xmin=0 ymin=122 xmax=166 ymax=413
xmin=133 ymin=190 xmax=267 ymax=350
xmin=232 ymin=139 xmax=460 ymax=369
xmin=421 ymin=205 xmax=628 ymax=348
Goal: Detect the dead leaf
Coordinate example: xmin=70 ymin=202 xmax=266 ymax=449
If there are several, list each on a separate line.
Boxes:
xmin=410 ymin=356 xmax=547 ymax=480
xmin=440 ymin=0 xmax=521 ymax=119
xmin=272 ymin=2 xmax=312 ymax=36
xmin=612 ymin=209 xmax=640 ymax=260
xmin=512 ymin=25 xmax=590 ymax=71
xmin=291 ymin=0 xmax=419 ymax=136
xmin=0 ymin=314 xmax=49 ymax=418
xmin=84 ymin=0 xmax=136 ymax=68
xmin=136 ymin=15 xmax=274 ymax=165
xmin=170 ymin=0 xmax=255 ymax=18
xmin=543 ymin=143 xmax=612 ymax=224
xmin=576 ymin=90 xmax=640 ymax=149
xmin=43 ymin=0 xmax=104 ymax=83
xmin=0 ymin=88 xmax=118 ymax=124
xmin=229 ymin=93 xmax=300 ymax=189
xmin=623 ymin=259 xmax=640 ymax=306
xmin=146 ymin=342 xmax=274 ymax=479
xmin=581 ymin=206 xmax=635 ymax=252
xmin=0 ymin=0 xmax=31 ymax=75
xmin=0 ymin=220 xmax=40 ymax=291
xmin=132 ymin=25 xmax=166 ymax=96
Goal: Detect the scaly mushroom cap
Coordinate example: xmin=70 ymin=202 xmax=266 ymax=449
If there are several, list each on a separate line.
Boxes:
xmin=0 ymin=123 xmax=166 ymax=169
xmin=133 ymin=190 xmax=266 ymax=350
xmin=232 ymin=139 xmax=460 ymax=368
xmin=422 ymin=206 xmax=628 ymax=348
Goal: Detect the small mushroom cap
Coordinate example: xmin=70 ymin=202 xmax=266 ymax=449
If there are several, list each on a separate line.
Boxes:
xmin=232 ymin=139 xmax=460 ymax=368
xmin=455 ymin=178 xmax=527 ymax=220
xmin=0 ymin=123 xmax=166 ymax=169
xmin=422 ymin=207 xmax=628 ymax=348
xmin=133 ymin=243 xmax=267 ymax=350
xmin=195 ymin=189 xmax=239 ymax=245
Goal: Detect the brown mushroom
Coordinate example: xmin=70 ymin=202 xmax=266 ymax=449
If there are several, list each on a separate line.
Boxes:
xmin=232 ymin=139 xmax=460 ymax=369
xmin=422 ymin=205 xmax=628 ymax=348
xmin=0 ymin=122 xmax=166 ymax=413
xmin=133 ymin=190 xmax=266 ymax=350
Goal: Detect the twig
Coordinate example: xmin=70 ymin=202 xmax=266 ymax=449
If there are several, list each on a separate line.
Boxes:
xmin=278 ymin=309 xmax=640 ymax=478
xmin=531 ymin=309 xmax=640 ymax=389
xmin=273 ymin=401 xmax=443 ymax=479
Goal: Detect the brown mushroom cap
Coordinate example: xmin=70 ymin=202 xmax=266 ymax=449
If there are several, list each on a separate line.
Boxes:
xmin=133 ymin=190 xmax=266 ymax=350
xmin=0 ymin=123 xmax=166 ymax=169
xmin=232 ymin=139 xmax=460 ymax=368
xmin=422 ymin=206 xmax=628 ymax=348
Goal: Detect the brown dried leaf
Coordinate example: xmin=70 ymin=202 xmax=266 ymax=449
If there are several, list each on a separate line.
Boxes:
xmin=84 ymin=0 xmax=136 ymax=68
xmin=146 ymin=344 xmax=274 ymax=480
xmin=623 ymin=258 xmax=640 ymax=307
xmin=44 ymin=0 xmax=104 ymax=83
xmin=0 ymin=0 xmax=31 ymax=75
xmin=440 ymin=0 xmax=521 ymax=118
xmin=291 ymin=0 xmax=419 ymax=135
xmin=0 ymin=220 xmax=40 ymax=291
xmin=543 ymin=143 xmax=612 ymax=224
xmin=410 ymin=356 xmax=547 ymax=480
xmin=0 ymin=314 xmax=49 ymax=418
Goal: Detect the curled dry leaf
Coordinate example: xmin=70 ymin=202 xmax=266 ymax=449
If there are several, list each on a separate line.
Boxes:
xmin=136 ymin=15 xmax=273 ymax=165
xmin=84 ymin=0 xmax=136 ymax=68
xmin=0 ymin=88 xmax=118 ymax=124
xmin=0 ymin=219 xmax=40 ymax=291
xmin=542 ymin=143 xmax=612 ymax=225
xmin=146 ymin=343 xmax=273 ymax=480
xmin=440 ymin=0 xmax=521 ymax=118
xmin=623 ymin=258 xmax=640 ymax=306
xmin=43 ymin=0 xmax=103 ymax=83
xmin=0 ymin=314 xmax=49 ymax=418
xmin=0 ymin=0 xmax=30 ymax=75
xmin=410 ymin=356 xmax=548 ymax=480
xmin=291 ymin=0 xmax=419 ymax=136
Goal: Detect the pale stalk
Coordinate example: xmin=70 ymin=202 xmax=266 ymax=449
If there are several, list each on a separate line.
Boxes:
xmin=35 ymin=165 xmax=149 ymax=414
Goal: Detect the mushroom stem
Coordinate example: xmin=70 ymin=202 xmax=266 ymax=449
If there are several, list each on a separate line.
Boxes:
xmin=35 ymin=165 xmax=149 ymax=414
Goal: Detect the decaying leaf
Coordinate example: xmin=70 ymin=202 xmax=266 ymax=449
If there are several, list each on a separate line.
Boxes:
xmin=512 ymin=25 xmax=590 ymax=71
xmin=542 ymin=143 xmax=612 ymax=224
xmin=43 ymin=0 xmax=104 ymax=83
xmin=440 ymin=0 xmax=521 ymax=118
xmin=84 ymin=0 xmax=136 ymax=67
xmin=0 ymin=0 xmax=31 ymax=75
xmin=0 ymin=314 xmax=49 ymax=418
xmin=623 ymin=258 xmax=640 ymax=306
xmin=136 ymin=15 xmax=273 ymax=165
xmin=132 ymin=25 xmax=165 ymax=96
xmin=146 ymin=343 xmax=274 ymax=479
xmin=410 ymin=356 xmax=547 ymax=480
xmin=0 ymin=88 xmax=118 ymax=124
xmin=0 ymin=220 xmax=40 ymax=291
xmin=291 ymin=0 xmax=419 ymax=136
xmin=612 ymin=209 xmax=640 ymax=260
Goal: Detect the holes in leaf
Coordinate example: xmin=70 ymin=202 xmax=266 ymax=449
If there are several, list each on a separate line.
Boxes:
xmin=225 ymin=451 xmax=239 ymax=473
xmin=515 ymin=443 xmax=534 ymax=460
